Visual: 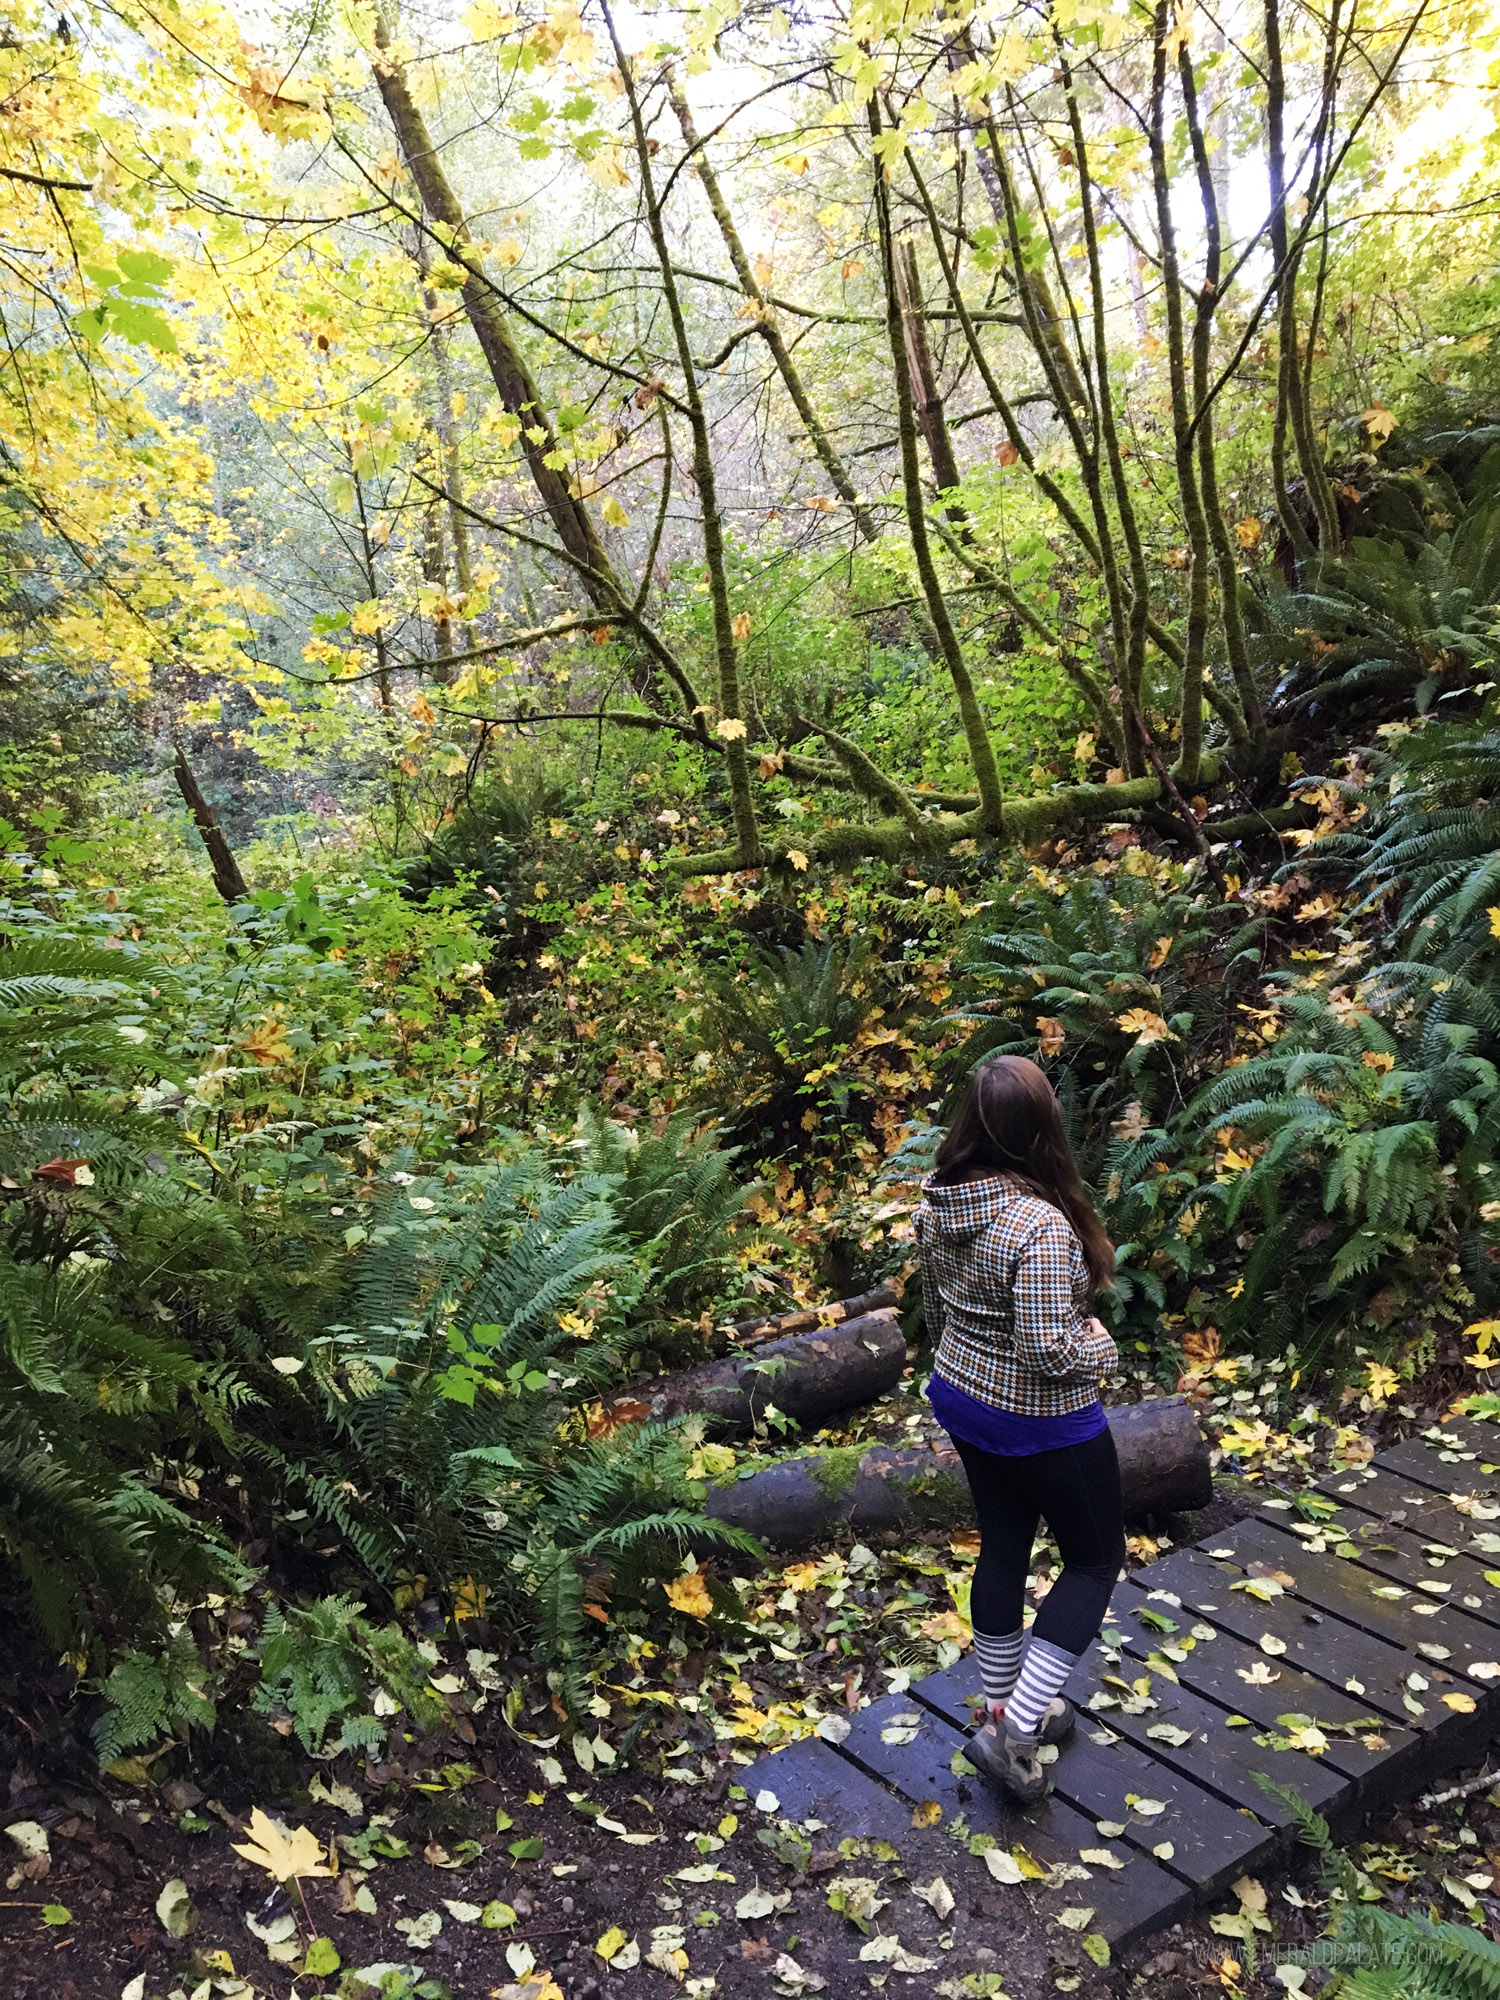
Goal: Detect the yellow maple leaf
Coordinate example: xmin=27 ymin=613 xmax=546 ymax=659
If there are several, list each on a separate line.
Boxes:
xmin=1488 ymin=907 xmax=1500 ymax=938
xmin=241 ymin=1020 xmax=294 ymax=1067
xmin=786 ymin=849 xmax=809 ymax=872
xmin=231 ymin=1808 xmax=335 ymax=1883
xmin=1116 ymin=1008 xmax=1173 ymax=1045
xmin=1159 ymin=0 xmax=1196 ymax=57
xmin=1364 ymin=1361 xmax=1399 ymax=1406
xmin=1361 ymin=402 xmax=1397 ymax=448
xmin=715 ymin=717 xmax=748 ymax=740
xmin=665 ymin=1571 xmax=713 ymax=1618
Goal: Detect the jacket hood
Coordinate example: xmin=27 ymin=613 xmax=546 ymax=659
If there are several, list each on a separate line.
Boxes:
xmin=920 ymin=1173 xmax=1023 ymax=1241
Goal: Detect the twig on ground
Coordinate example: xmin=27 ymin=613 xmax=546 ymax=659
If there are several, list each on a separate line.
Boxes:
xmin=1416 ymin=1765 xmax=1499 ymax=1810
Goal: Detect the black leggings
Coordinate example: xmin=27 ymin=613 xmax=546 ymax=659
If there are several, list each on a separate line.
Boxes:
xmin=954 ymin=1426 xmax=1127 ymax=1655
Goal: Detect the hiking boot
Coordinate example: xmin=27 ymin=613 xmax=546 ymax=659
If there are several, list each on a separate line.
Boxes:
xmin=982 ymin=1696 xmax=1075 ymax=1746
xmin=966 ymin=1721 xmax=1051 ymax=1806
xmin=1035 ymin=1695 xmax=1076 ymax=1746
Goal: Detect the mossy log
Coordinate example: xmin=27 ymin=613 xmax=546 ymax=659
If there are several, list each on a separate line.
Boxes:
xmin=640 ymin=1309 xmax=908 ymax=1434
xmin=704 ymin=1397 xmax=1212 ymax=1550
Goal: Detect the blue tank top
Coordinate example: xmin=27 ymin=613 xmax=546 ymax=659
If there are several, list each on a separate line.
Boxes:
xmin=928 ymin=1371 xmax=1107 ymax=1457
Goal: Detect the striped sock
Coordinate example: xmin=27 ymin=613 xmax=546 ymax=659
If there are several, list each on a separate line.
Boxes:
xmin=971 ymin=1626 xmax=1024 ymax=1713
xmin=1005 ymin=1636 xmax=1078 ymax=1739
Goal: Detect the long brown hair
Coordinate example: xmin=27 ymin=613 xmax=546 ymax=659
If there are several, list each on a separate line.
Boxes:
xmin=935 ymin=1055 xmax=1115 ymax=1294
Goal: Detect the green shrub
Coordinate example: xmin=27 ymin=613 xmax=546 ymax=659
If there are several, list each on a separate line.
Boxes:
xmin=695 ymin=936 xmax=881 ymax=1141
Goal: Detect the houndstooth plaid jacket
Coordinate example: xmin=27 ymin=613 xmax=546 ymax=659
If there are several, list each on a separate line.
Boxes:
xmin=915 ymin=1173 xmax=1117 ymax=1417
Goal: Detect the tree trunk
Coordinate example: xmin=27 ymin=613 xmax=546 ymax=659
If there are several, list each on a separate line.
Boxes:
xmin=669 ymin=76 xmax=876 ymax=542
xmin=895 ymin=239 xmax=968 ymax=527
xmin=704 ymin=1398 xmax=1213 ymax=1549
xmin=372 ymin=15 xmax=623 ymax=607
xmin=172 ymin=745 xmax=248 ymax=905
xmin=640 ymin=1310 xmax=907 ymax=1433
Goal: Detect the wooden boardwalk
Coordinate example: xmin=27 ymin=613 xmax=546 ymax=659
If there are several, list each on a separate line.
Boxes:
xmin=739 ymin=1411 xmax=1500 ymax=1951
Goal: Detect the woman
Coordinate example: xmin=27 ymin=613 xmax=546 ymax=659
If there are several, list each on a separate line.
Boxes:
xmin=915 ymin=1055 xmax=1125 ymax=1805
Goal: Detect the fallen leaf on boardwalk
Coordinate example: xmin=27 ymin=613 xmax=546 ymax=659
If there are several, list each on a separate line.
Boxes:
xmin=1056 ymin=1906 xmax=1097 ymax=1930
xmin=1259 ymin=1635 xmax=1288 ymax=1656
xmin=1153 ymin=1842 xmax=1175 ymax=1860
xmin=983 ymin=1849 xmax=1025 ymax=1885
xmin=1443 ymin=1692 xmax=1478 ymax=1712
xmin=910 ymin=1799 xmax=942 ymax=1828
xmin=1128 ymin=1796 xmax=1166 ymax=1817
xmin=1079 ymin=1848 xmax=1125 ymax=1869
xmin=231 ymin=1809 xmax=333 ymax=1882
xmin=1147 ymin=1723 xmax=1194 ymax=1746
xmin=1466 ymin=1661 xmax=1500 ymax=1679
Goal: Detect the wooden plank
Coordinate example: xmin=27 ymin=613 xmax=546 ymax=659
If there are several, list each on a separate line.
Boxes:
xmin=1404 ymin=1414 xmax=1500 ymax=1462
xmin=1218 ymin=1516 xmax=1499 ymax=1670
xmin=1110 ymin=1576 xmax=1417 ymax=1792
xmin=912 ymin=1654 xmax=1276 ymax=1897
xmin=1066 ymin=1635 xmax=1348 ymax=1823
xmin=1316 ymin=1462 xmax=1500 ymax=1558
xmin=837 ymin=1694 xmax=1191 ymax=1948
xmin=1130 ymin=1546 xmax=1442 ymax=1732
xmin=1273 ymin=1478 xmax=1500 ymax=1634
xmin=1373 ymin=1423 xmax=1500 ymax=1496
xmin=735 ymin=1738 xmax=912 ymax=1843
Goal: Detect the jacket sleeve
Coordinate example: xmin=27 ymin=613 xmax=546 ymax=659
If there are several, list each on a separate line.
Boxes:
xmin=914 ymin=1203 xmax=946 ymax=1343
xmin=1006 ymin=1216 xmax=1117 ymax=1379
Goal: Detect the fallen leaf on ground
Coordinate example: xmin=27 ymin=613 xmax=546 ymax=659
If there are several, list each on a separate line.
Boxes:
xmin=232 ymin=1808 xmax=334 ymax=1883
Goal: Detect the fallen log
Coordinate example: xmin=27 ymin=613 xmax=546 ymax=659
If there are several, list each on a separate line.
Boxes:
xmin=703 ymin=1397 xmax=1213 ymax=1550
xmin=725 ymin=1281 xmax=905 ymax=1345
xmin=641 ymin=1309 xmax=908 ymax=1434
